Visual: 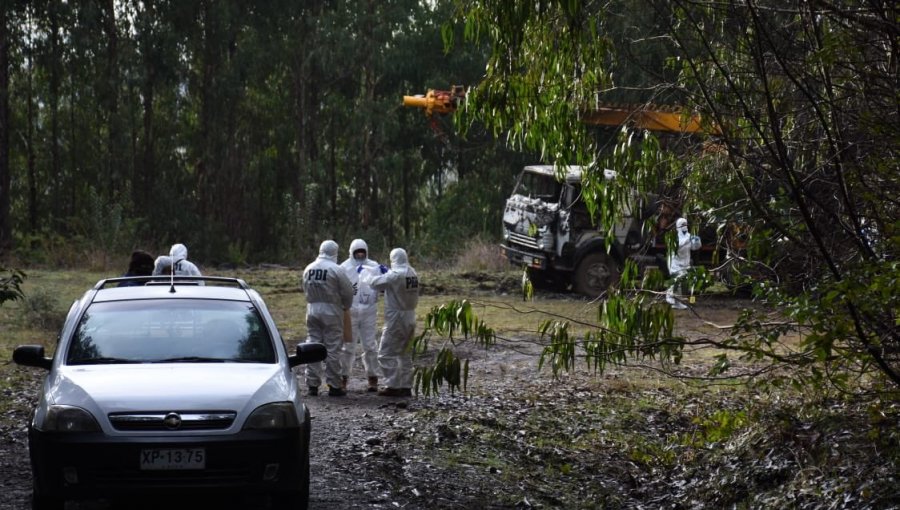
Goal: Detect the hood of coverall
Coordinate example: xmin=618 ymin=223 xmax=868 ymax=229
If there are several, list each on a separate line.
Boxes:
xmin=318 ymin=240 xmax=339 ymax=262
xmin=349 ymin=239 xmax=369 ymax=264
xmin=675 ymin=218 xmax=688 ymax=235
xmin=389 ymin=248 xmax=409 ymax=270
xmin=169 ymin=243 xmax=188 ymax=263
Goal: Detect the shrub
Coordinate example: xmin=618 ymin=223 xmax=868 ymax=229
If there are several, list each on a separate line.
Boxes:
xmin=22 ymin=288 xmax=65 ymax=332
xmin=453 ymin=238 xmax=509 ymax=273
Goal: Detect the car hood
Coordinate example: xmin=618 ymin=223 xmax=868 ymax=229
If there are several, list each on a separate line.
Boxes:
xmin=50 ymin=363 xmax=292 ymax=428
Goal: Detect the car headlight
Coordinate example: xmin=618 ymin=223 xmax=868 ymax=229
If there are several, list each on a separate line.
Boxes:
xmin=243 ymin=402 xmax=300 ymax=430
xmin=41 ymin=405 xmax=101 ymax=432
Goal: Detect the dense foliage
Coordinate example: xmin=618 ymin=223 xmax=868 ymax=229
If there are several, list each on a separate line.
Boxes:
xmin=0 ymin=0 xmax=530 ymax=265
xmin=421 ymin=0 xmax=899 ymax=392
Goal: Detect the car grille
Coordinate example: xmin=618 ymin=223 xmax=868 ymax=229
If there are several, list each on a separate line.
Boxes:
xmin=109 ymin=412 xmax=236 ymax=431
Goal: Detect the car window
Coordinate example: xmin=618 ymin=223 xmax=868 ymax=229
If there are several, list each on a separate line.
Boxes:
xmin=66 ymin=299 xmax=276 ymax=364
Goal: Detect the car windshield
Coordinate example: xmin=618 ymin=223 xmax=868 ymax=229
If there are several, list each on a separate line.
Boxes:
xmin=66 ymin=299 xmax=276 ymax=365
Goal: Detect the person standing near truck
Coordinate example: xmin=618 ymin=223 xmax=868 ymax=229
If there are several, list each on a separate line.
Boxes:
xmin=666 ymin=217 xmax=701 ymax=309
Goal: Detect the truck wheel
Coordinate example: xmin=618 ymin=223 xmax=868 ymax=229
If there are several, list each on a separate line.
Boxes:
xmin=574 ymin=253 xmax=619 ymax=297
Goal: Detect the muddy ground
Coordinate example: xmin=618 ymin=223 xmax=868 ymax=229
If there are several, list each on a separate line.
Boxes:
xmin=1 ymin=288 xmax=899 ymax=509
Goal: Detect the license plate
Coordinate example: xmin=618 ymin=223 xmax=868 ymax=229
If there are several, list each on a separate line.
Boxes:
xmin=140 ymin=448 xmax=206 ymax=470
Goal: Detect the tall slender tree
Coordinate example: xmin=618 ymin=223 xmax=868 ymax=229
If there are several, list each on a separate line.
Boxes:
xmin=0 ymin=2 xmax=10 ymax=252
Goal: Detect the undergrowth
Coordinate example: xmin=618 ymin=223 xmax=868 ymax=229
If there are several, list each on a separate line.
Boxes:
xmin=400 ymin=380 xmax=900 ymax=509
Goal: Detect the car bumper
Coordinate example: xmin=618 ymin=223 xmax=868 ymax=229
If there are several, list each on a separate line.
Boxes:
xmin=29 ymin=426 xmax=308 ymax=499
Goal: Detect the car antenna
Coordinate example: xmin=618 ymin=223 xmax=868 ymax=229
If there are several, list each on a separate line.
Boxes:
xmin=169 ymin=258 xmax=176 ymax=293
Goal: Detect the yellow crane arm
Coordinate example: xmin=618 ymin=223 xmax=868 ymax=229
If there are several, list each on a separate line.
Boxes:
xmin=580 ymin=104 xmax=721 ymax=135
xmin=403 ymin=87 xmax=721 ymax=136
xmin=402 ymin=86 xmax=466 ymax=117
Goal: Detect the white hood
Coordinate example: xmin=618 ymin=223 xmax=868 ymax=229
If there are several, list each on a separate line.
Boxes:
xmin=170 ymin=243 xmax=189 ymax=263
xmin=53 ymin=364 xmax=289 ymax=432
xmin=318 ymin=240 xmax=339 ymax=263
xmin=390 ymin=247 xmax=409 ymax=270
xmin=348 ymin=239 xmax=369 ymax=263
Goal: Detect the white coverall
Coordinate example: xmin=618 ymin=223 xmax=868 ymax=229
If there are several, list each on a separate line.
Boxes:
xmin=302 ymin=240 xmax=354 ymax=390
xmin=152 ymin=243 xmax=203 ymax=277
xmin=339 ymin=239 xmax=381 ymax=380
xmin=666 ymin=218 xmax=700 ymax=309
xmin=364 ymin=248 xmax=419 ymax=390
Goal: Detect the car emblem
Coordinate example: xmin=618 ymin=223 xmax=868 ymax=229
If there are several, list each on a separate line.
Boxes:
xmin=163 ymin=412 xmax=182 ymax=430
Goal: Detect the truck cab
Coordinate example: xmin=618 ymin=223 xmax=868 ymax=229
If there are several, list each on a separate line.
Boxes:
xmin=501 ymin=165 xmax=664 ymax=296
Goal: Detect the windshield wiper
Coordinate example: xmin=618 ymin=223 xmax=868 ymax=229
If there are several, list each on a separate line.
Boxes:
xmin=152 ymin=356 xmax=229 ymax=363
xmin=69 ymin=357 xmax=139 ymax=365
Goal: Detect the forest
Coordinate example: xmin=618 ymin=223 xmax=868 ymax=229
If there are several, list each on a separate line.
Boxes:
xmin=0 ymin=0 xmax=533 ymax=266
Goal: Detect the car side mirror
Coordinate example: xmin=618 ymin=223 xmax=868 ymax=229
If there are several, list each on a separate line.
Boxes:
xmin=288 ymin=343 xmax=327 ymax=368
xmin=13 ymin=345 xmax=53 ymax=370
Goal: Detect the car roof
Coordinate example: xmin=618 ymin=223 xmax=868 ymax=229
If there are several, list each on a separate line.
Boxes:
xmin=89 ymin=277 xmax=255 ymax=303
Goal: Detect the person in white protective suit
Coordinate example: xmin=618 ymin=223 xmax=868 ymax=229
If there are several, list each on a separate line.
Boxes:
xmin=152 ymin=243 xmax=203 ymax=278
xmin=363 ymin=247 xmax=419 ymax=397
xmin=666 ymin=218 xmax=701 ymax=309
xmin=302 ymin=240 xmax=355 ymax=397
xmin=339 ymin=239 xmax=382 ymax=392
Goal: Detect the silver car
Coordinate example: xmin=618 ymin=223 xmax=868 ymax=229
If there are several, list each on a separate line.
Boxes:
xmin=13 ymin=276 xmax=325 ymax=510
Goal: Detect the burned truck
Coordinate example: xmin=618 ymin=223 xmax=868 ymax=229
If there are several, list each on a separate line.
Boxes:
xmin=500 ymin=165 xmax=719 ymax=296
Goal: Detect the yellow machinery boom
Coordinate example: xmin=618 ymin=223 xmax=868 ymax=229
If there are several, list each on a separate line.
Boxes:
xmin=402 ymin=86 xmax=466 ymax=117
xmin=403 ymin=87 xmax=720 ymax=136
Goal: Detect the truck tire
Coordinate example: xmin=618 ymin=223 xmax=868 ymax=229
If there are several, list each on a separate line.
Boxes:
xmin=574 ymin=252 xmax=619 ymax=297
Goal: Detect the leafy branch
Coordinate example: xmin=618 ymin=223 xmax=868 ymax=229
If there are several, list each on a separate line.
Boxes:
xmin=0 ymin=267 xmax=26 ymax=307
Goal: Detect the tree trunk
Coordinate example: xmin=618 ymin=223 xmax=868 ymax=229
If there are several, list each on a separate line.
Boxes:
xmin=102 ymin=0 xmax=120 ymax=203
xmin=0 ymin=3 xmax=10 ymax=252
xmin=48 ymin=2 xmax=61 ymax=221
xmin=140 ymin=67 xmax=154 ymax=214
xmin=402 ymin=158 xmax=410 ymax=239
xmin=291 ymin=3 xmax=324 ymax=246
xmin=137 ymin=0 xmax=157 ymax=216
xmin=26 ymin=6 xmax=36 ymax=235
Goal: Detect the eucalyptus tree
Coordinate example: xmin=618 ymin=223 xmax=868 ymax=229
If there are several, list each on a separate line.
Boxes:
xmin=0 ymin=1 xmax=10 ymax=251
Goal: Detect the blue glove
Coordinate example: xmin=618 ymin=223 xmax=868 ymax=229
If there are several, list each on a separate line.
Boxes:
xmin=379 ymin=264 xmax=389 ymax=274
xmin=356 ymin=265 xmax=364 ymax=274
